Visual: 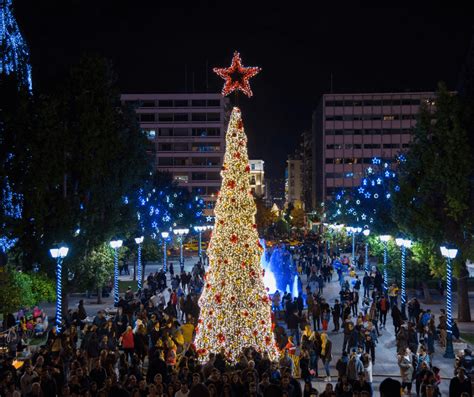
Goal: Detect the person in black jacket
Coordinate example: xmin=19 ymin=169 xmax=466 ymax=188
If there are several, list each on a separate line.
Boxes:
xmin=332 ymin=299 xmax=342 ymax=331
xmin=449 ymin=368 xmax=472 ymax=397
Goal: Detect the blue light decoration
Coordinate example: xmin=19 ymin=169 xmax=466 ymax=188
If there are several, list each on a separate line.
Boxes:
xmin=135 ymin=236 xmax=144 ymax=290
xmin=0 ymin=179 xmax=22 ymax=252
xmin=395 ymin=238 xmax=411 ymax=319
xmin=440 ymin=245 xmax=458 ymax=358
xmin=327 ymin=156 xmax=399 ymax=235
xmin=110 ymin=240 xmax=123 ymax=307
xmin=50 ymin=246 xmax=69 ymax=334
xmin=379 ymin=235 xmax=391 ymax=293
xmin=0 ymin=0 xmax=32 ymax=90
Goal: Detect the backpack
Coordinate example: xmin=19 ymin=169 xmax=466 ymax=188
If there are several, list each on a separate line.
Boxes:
xmin=354 ymin=280 xmax=361 ymax=290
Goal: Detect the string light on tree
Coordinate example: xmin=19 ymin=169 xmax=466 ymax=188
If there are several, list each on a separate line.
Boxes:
xmin=195 ymin=56 xmax=277 ymax=362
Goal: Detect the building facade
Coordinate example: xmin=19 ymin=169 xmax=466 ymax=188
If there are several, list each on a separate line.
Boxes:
xmin=249 ymin=159 xmax=266 ymax=198
xmin=121 ymin=93 xmax=230 ymax=211
xmin=312 ymin=92 xmax=435 ymax=206
xmin=285 ymin=157 xmax=304 ymax=208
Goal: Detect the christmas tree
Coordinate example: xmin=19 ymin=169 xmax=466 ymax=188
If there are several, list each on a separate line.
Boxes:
xmin=194 ymin=106 xmax=279 ymax=362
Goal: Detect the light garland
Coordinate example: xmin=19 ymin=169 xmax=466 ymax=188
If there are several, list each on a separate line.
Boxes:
xmin=194 ymin=107 xmax=279 ymax=363
xmin=0 ymin=0 xmax=32 ymax=90
xmin=213 ymin=51 xmax=261 ymax=98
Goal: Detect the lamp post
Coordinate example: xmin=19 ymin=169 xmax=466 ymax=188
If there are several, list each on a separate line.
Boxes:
xmin=362 ymin=228 xmax=370 ymax=272
xmin=395 ymin=238 xmax=412 ymax=318
xmin=347 ymin=227 xmax=362 ymax=263
xmin=173 ymin=228 xmax=189 ymax=273
xmin=109 ymin=239 xmax=123 ymax=307
xmin=50 ymin=245 xmax=69 ymax=333
xmin=440 ymin=245 xmax=458 ymax=359
xmin=194 ymin=226 xmax=207 ymax=259
xmin=161 ymin=232 xmax=169 ymax=272
xmin=379 ymin=235 xmax=391 ymax=294
xmin=134 ymin=236 xmax=144 ymax=290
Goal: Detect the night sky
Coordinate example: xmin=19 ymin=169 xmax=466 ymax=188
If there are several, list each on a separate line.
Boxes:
xmin=13 ymin=1 xmax=473 ymax=178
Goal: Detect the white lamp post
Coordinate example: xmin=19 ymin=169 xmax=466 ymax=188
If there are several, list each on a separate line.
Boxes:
xmin=134 ymin=236 xmax=144 ymax=290
xmin=173 ymin=228 xmax=189 ymax=273
xmin=161 ymin=231 xmax=169 ymax=272
xmin=395 ymin=237 xmax=412 ymax=318
xmin=50 ymin=245 xmax=69 ymax=334
xmin=362 ymin=228 xmax=370 ymax=272
xmin=440 ymin=244 xmax=458 ymax=359
xmin=109 ymin=239 xmax=123 ymax=307
xmin=194 ymin=226 xmax=207 ymax=259
xmin=379 ymin=235 xmax=391 ymax=293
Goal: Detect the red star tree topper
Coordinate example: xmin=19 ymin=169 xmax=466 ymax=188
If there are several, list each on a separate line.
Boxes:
xmin=213 ymin=51 xmax=261 ymax=97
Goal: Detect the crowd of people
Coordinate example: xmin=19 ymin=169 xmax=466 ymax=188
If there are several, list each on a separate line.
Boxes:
xmin=0 ymin=241 xmax=472 ymax=396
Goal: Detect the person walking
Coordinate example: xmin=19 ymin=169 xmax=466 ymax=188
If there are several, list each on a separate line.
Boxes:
xmin=320 ymin=332 xmax=333 ymax=382
xmin=332 ymin=299 xmax=341 ymax=332
xmin=398 ymin=347 xmax=415 ymax=396
xmin=378 ymin=294 xmax=389 ymax=329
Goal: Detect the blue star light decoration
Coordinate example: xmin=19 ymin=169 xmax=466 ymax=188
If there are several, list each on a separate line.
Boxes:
xmin=329 ymin=156 xmax=399 ymax=231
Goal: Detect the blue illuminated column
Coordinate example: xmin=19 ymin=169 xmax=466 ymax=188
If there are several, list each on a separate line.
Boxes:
xmin=49 ymin=245 xmax=69 ymax=334
xmin=134 ymin=236 xmax=144 ymax=290
xmin=440 ymin=245 xmax=458 ymax=359
xmin=363 ymin=228 xmax=370 ymax=272
xmin=194 ymin=226 xmax=206 ymax=259
xmin=161 ymin=231 xmax=169 ymax=272
xmin=173 ymin=228 xmax=189 ymax=273
xmin=396 ymin=238 xmax=412 ymax=318
xmin=109 ymin=239 xmax=123 ymax=307
xmin=379 ymin=235 xmax=391 ymax=294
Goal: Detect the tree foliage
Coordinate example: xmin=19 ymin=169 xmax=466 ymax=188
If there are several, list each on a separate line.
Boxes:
xmin=254 ymin=196 xmax=276 ymax=236
xmin=0 ymin=268 xmax=55 ymax=314
xmin=393 ymin=84 xmax=473 ymax=320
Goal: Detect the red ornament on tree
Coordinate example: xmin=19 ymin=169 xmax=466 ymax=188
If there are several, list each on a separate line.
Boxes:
xmin=230 ymin=234 xmax=238 ymax=243
xmin=213 ymin=51 xmax=261 ymax=98
xmin=227 ymin=180 xmax=236 ymax=189
xmin=245 ymin=165 xmax=250 ymax=172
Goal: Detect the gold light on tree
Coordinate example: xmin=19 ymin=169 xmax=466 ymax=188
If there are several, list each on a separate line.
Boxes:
xmin=194 ymin=107 xmax=279 ymax=363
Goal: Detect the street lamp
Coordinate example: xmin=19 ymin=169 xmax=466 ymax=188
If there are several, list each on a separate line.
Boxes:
xmin=395 ymin=238 xmax=412 ymax=318
xmin=173 ymin=228 xmax=189 ymax=273
xmin=362 ymin=228 xmax=370 ymax=272
xmin=440 ymin=244 xmax=458 ymax=359
xmin=347 ymin=227 xmax=362 ymax=263
xmin=161 ymin=231 xmax=169 ymax=272
xmin=49 ymin=245 xmax=69 ymax=333
xmin=379 ymin=235 xmax=391 ymax=293
xmin=109 ymin=239 xmax=123 ymax=307
xmin=134 ymin=236 xmax=144 ymax=290
xmin=194 ymin=226 xmax=207 ymax=259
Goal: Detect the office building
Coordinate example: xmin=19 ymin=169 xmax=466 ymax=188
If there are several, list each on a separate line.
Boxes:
xmin=249 ymin=160 xmax=266 ymax=198
xmin=285 ymin=156 xmax=304 ymax=209
xmin=312 ymin=92 xmax=436 ymax=206
xmin=121 ymin=93 xmax=230 ymax=211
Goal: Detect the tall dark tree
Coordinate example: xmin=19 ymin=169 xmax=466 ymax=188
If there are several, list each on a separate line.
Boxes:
xmin=393 ymin=84 xmax=473 ymax=321
xmin=16 ymin=55 xmax=149 ymax=300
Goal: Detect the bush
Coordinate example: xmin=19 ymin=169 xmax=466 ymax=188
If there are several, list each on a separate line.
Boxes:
xmin=0 ymin=268 xmax=55 ymax=314
xmin=30 ymin=272 xmax=56 ymax=304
